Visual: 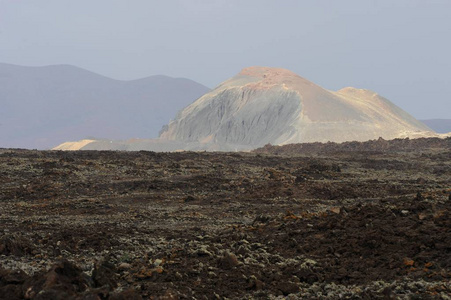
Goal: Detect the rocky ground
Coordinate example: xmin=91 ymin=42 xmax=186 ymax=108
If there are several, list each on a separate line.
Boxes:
xmin=0 ymin=138 xmax=450 ymax=299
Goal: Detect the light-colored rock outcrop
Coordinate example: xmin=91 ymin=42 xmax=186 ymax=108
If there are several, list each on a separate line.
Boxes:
xmin=52 ymin=139 xmax=96 ymax=151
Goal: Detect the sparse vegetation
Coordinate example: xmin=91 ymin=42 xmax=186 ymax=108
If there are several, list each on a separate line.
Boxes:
xmin=0 ymin=138 xmax=450 ymax=298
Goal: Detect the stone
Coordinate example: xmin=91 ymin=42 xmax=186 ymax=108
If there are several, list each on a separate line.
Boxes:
xmin=218 ymin=252 xmax=239 ymax=269
xmin=92 ymin=260 xmax=117 ymax=289
xmin=118 ymin=263 xmax=132 ymax=270
xmin=278 ymin=281 xmax=300 ymax=296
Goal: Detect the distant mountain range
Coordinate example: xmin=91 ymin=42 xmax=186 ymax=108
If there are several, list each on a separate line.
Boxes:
xmin=420 ymin=119 xmax=451 ymax=134
xmin=0 ymin=63 xmax=210 ymax=149
xmin=55 ymin=66 xmax=449 ymax=152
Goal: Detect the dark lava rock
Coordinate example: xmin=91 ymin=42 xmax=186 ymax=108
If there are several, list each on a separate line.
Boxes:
xmin=415 ymin=191 xmax=424 ymax=201
xmin=0 ymin=268 xmax=28 ymax=285
xmin=92 ymin=260 xmax=118 ymax=289
xmin=184 ymin=195 xmax=197 ymax=203
xmin=0 ymin=284 xmax=24 ymax=300
xmin=278 ymin=281 xmax=299 ymax=296
xmin=218 ymin=252 xmax=239 ymax=269
xmin=0 ymin=236 xmax=34 ymax=256
xmin=23 ymin=260 xmax=93 ymax=299
xmin=0 ymin=142 xmax=450 ymax=299
xmin=0 ymin=268 xmax=29 ymax=300
xmin=110 ymin=289 xmax=142 ymax=300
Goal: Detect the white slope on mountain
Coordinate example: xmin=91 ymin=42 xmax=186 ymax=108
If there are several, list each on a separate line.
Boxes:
xmin=159 ymin=66 xmax=433 ymax=149
xmin=54 ymin=66 xmax=447 ymax=151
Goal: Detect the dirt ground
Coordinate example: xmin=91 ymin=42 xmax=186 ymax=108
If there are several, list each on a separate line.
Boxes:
xmin=0 ymin=138 xmax=450 ymax=299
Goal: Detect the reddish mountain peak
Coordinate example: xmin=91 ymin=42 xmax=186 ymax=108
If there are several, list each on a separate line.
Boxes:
xmin=238 ymin=66 xmax=307 ymax=90
xmin=239 ymin=66 xmax=300 ymax=79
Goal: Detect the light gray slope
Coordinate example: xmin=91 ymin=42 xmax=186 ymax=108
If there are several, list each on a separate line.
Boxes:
xmin=158 ymin=66 xmax=434 ymax=150
xmin=420 ymin=119 xmax=451 ymax=134
xmin=0 ymin=63 xmax=209 ymax=149
xmin=54 ymin=66 xmax=444 ymax=152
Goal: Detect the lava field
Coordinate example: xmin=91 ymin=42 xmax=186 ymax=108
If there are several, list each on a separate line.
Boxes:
xmin=0 ymin=138 xmax=450 ymax=299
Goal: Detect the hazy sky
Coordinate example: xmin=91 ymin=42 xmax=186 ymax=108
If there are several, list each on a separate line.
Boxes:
xmin=1 ymin=0 xmax=450 ymax=119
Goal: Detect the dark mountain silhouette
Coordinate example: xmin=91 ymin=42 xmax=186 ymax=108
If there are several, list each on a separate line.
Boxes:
xmin=0 ymin=63 xmax=209 ymax=149
xmin=420 ymin=119 xmax=451 ymax=134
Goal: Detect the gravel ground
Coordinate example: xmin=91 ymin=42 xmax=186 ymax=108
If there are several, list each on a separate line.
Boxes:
xmin=0 ymin=138 xmax=450 ymax=299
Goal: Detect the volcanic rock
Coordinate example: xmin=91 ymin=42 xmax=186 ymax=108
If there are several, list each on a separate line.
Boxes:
xmin=159 ymin=66 xmax=434 ymax=150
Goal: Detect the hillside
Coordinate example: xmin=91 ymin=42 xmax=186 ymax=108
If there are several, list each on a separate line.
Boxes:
xmin=53 ymin=66 xmax=447 ymax=152
xmin=0 ymin=63 xmax=209 ymax=149
xmin=159 ymin=66 xmax=434 ymax=150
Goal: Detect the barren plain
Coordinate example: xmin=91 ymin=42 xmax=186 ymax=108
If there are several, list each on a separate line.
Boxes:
xmin=0 ymin=138 xmax=450 ymax=299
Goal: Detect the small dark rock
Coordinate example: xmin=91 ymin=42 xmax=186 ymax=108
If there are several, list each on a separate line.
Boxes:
xmin=218 ymin=252 xmax=239 ymax=269
xmin=247 ymin=276 xmax=264 ymax=290
xmin=0 ymin=268 xmax=28 ymax=284
xmin=23 ymin=260 xmax=92 ymax=299
xmin=0 ymin=236 xmax=34 ymax=256
xmin=278 ymin=281 xmax=299 ymax=296
xmin=92 ymin=260 xmax=118 ymax=289
xmin=252 ymin=214 xmax=271 ymax=225
xmin=0 ymin=284 xmax=24 ymax=300
xmin=416 ymin=177 xmax=427 ymax=184
xmin=415 ymin=192 xmax=424 ymax=201
xmin=33 ymin=289 xmax=71 ymax=300
xmin=110 ymin=289 xmax=143 ymax=300
xmin=184 ymin=195 xmax=196 ymax=203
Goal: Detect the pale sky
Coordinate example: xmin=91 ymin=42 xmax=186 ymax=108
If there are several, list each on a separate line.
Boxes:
xmin=1 ymin=0 xmax=450 ymax=119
